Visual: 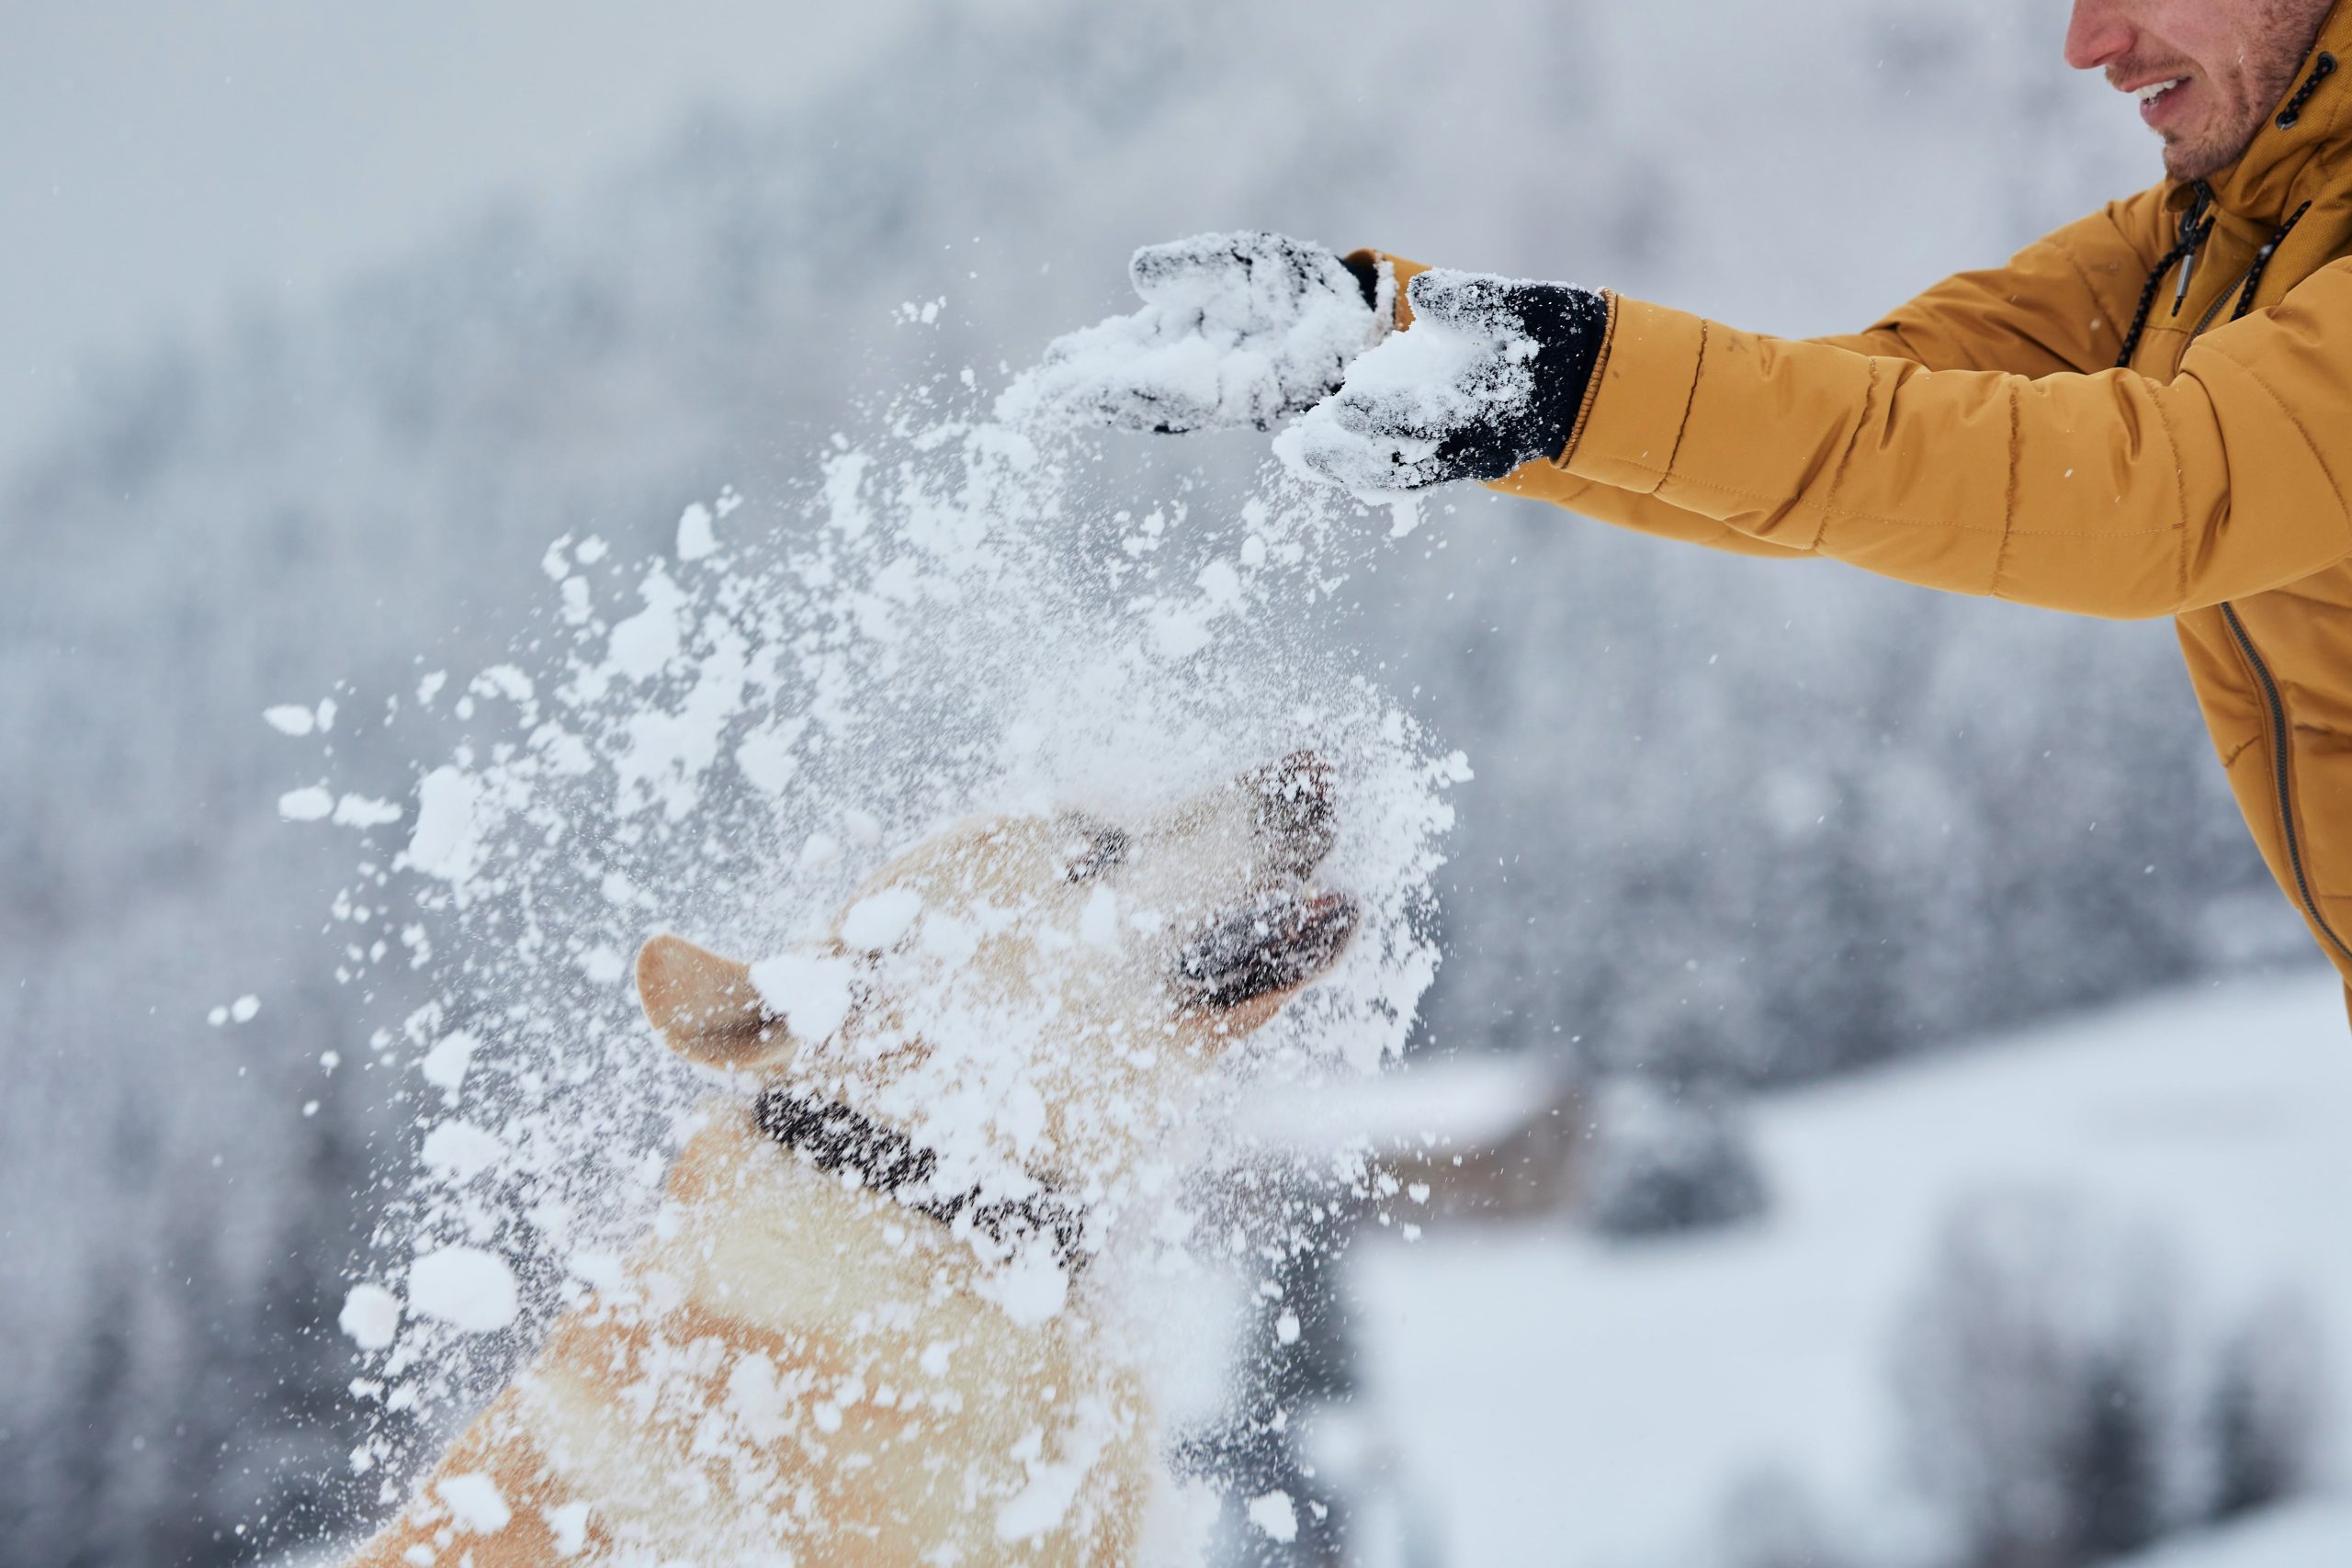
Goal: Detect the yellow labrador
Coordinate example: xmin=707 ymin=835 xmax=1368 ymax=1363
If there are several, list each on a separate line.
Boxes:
xmin=344 ymin=754 xmax=1354 ymax=1566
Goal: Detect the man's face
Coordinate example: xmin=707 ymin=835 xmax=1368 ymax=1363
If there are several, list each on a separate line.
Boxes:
xmin=2065 ymin=0 xmax=2335 ymax=179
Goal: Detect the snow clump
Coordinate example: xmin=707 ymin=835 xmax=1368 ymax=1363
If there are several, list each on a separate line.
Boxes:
xmin=1000 ymin=231 xmax=1387 ymax=434
xmin=405 ymin=1247 xmax=519 ymax=1334
xmin=338 ymin=1284 xmax=402 ymax=1351
xmin=1277 ymin=288 xmax=1542 ymax=502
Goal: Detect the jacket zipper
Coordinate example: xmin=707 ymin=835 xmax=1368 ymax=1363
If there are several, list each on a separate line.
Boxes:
xmin=2178 ymin=216 xmax=2349 ymax=959
xmin=2219 ymin=603 xmax=2352 ymax=961
xmin=2190 ymin=274 xmax=2240 ymax=337
xmin=2190 ymin=234 xmax=2289 ymax=337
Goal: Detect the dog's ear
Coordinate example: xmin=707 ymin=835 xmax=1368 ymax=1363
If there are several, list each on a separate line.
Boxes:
xmin=636 ymin=934 xmax=791 ymax=1070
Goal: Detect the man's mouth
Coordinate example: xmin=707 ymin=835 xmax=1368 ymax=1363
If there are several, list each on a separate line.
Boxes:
xmin=2132 ymin=76 xmax=2190 ymax=124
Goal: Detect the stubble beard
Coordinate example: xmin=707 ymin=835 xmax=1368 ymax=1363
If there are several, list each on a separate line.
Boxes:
xmin=2164 ymin=122 xmax=2257 ymax=183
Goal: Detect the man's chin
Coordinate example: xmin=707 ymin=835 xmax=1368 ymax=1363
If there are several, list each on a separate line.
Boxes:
xmin=2159 ymin=122 xmax=2260 ymax=183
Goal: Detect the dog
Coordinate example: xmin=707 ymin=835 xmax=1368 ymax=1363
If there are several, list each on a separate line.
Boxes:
xmin=341 ymin=752 xmax=1356 ymax=1566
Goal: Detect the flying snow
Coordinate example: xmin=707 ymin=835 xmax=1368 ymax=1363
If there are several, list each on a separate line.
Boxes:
xmin=286 ymin=299 xmax=1460 ymax=1560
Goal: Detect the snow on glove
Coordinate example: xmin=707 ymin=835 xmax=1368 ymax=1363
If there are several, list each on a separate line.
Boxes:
xmin=998 ymin=231 xmax=1389 ymax=434
xmin=1276 ymin=269 xmax=1609 ymax=498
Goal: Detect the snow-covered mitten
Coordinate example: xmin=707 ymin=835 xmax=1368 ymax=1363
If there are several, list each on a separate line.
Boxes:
xmin=1278 ymin=268 xmax=1610 ymax=496
xmin=998 ymin=231 xmax=1389 ymax=433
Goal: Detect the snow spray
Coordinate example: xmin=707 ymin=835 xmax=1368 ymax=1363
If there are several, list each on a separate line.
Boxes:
xmin=282 ymin=359 xmax=1459 ymax=1558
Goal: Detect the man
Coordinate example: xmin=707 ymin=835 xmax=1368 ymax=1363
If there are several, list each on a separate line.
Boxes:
xmin=1024 ymin=0 xmax=2352 ymax=1010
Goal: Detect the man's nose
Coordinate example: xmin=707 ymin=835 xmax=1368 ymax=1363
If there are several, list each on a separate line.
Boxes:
xmin=2064 ymin=0 xmax=2135 ymax=72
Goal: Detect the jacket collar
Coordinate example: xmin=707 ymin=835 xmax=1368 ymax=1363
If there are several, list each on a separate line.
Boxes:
xmin=2180 ymin=0 xmax=2352 ymax=225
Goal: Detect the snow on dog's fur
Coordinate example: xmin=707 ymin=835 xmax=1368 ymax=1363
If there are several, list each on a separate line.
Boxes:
xmin=343 ymin=753 xmax=1356 ymax=1566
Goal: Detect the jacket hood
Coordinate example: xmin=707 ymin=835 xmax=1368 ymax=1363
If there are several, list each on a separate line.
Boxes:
xmin=2183 ymin=0 xmax=2352 ymax=224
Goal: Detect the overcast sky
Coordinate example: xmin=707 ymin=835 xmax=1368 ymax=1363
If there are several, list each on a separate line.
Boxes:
xmin=0 ymin=2 xmax=921 ymax=477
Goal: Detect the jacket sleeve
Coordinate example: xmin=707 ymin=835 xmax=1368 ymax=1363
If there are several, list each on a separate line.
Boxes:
xmin=1359 ymin=188 xmax=2173 ymax=560
xmin=1549 ymin=257 xmax=2352 ymax=620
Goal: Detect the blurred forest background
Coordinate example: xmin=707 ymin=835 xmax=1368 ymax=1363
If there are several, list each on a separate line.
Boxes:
xmin=0 ymin=2 xmax=2324 ymax=1564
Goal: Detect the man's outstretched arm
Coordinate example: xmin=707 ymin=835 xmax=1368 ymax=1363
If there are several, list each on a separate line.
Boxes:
xmin=1362 ymin=186 xmax=2174 ymax=559
xmin=1516 ymin=265 xmax=2352 ymax=618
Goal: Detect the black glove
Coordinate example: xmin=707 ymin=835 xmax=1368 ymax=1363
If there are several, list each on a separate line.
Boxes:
xmin=1279 ymin=269 xmax=1610 ymax=494
xmin=1000 ymin=231 xmax=1390 ymax=434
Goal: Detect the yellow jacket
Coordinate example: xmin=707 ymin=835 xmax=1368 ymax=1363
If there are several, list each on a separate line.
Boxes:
xmin=1377 ymin=4 xmax=2352 ymax=994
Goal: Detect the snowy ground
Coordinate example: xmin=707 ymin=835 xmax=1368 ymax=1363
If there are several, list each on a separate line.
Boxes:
xmin=1341 ymin=970 xmax=2352 ymax=1568
xmin=2119 ymin=1500 xmax=2352 ymax=1567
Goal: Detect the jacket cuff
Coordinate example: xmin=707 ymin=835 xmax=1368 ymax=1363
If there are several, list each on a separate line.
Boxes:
xmin=1554 ymin=295 xmax=1707 ymax=496
xmin=1557 ymin=290 xmax=1619 ymax=462
xmin=1344 ymin=249 xmax=1430 ymax=332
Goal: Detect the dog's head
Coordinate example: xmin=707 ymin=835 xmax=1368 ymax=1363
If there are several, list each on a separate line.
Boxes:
xmin=636 ymin=752 xmax=1356 ymax=1179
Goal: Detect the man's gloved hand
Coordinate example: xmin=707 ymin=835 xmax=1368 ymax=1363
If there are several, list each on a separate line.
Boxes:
xmin=998 ymin=231 xmax=1389 ymax=434
xmin=1277 ymin=269 xmax=1611 ymax=496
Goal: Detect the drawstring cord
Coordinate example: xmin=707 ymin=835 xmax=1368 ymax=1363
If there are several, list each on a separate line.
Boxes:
xmin=2114 ymin=186 xmax=2312 ymax=367
xmin=2116 ymin=182 xmax=2214 ymax=367
xmin=2170 ymin=183 xmax=2217 ymax=314
xmin=2232 ymin=201 xmax=2313 ymax=322
xmin=2278 ymin=51 xmax=2337 ymax=130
